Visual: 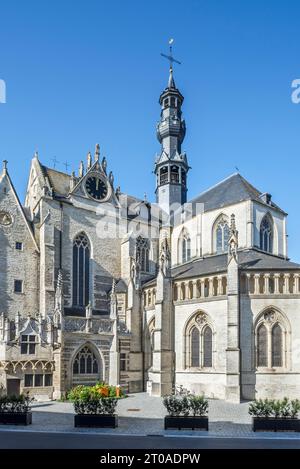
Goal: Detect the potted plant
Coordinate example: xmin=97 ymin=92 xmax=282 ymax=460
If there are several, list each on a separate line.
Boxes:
xmin=69 ymin=383 xmax=123 ymax=428
xmin=163 ymin=394 xmax=209 ymax=430
xmin=0 ymin=393 xmax=34 ymax=425
xmin=249 ymin=397 xmax=300 ymax=432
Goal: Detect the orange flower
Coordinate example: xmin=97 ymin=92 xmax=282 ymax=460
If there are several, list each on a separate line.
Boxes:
xmin=100 ymin=387 xmax=109 ymax=397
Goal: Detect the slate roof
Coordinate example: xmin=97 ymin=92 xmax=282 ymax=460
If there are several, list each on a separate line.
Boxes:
xmin=171 ymin=249 xmax=300 ymax=280
xmin=115 ymin=279 xmax=128 ymax=293
xmin=41 ymin=165 xmax=71 ymax=196
xmin=189 ymin=173 xmax=285 ymax=214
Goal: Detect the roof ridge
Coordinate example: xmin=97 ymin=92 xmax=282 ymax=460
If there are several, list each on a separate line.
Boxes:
xmin=189 ymin=172 xmax=239 ymax=203
xmin=237 ymin=173 xmax=261 ymax=198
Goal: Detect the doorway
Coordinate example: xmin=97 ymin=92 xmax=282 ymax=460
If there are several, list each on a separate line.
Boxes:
xmin=6 ymin=378 xmax=20 ymax=396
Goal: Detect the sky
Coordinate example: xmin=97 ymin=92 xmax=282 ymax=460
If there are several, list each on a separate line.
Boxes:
xmin=1 ymin=0 xmax=300 ymax=260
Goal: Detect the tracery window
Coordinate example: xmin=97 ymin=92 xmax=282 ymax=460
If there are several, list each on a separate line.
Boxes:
xmin=215 ymin=216 xmax=230 ymax=254
xmin=179 ymin=229 xmax=191 ymax=264
xmin=136 ymin=236 xmax=150 ymax=272
xmin=186 ymin=312 xmax=213 ymax=369
xmin=256 ymin=310 xmax=286 ymax=369
xmin=73 ymin=346 xmax=99 ymax=375
xmin=260 ymin=215 xmax=273 ymax=253
xmin=72 ymin=233 xmax=90 ymax=307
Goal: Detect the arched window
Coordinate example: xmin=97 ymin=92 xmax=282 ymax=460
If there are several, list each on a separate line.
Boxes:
xmin=136 ymin=236 xmax=150 ymax=272
xmin=214 ymin=215 xmax=230 ymax=254
xmin=260 ymin=215 xmax=273 ymax=253
xmin=72 ymin=233 xmax=90 ymax=307
xmin=191 ymin=327 xmax=200 ymax=367
xmin=203 ymin=326 xmax=213 ymax=367
xmin=73 ymin=346 xmax=99 ymax=375
xmin=170 ymin=165 xmax=179 ymax=183
xmin=179 ymin=229 xmax=191 ymax=264
xmin=186 ymin=312 xmax=214 ymax=369
xmin=271 ymin=324 xmax=282 ymax=367
xmin=256 ymin=310 xmax=287 ymax=369
xmin=257 ymin=324 xmax=267 ymax=367
xmin=160 ymin=166 xmax=168 ymax=185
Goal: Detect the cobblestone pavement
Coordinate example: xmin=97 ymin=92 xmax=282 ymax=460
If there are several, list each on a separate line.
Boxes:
xmin=1 ymin=393 xmax=300 ymax=440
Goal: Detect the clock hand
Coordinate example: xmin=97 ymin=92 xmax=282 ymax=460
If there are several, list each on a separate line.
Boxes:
xmin=96 ymin=179 xmax=99 ymax=191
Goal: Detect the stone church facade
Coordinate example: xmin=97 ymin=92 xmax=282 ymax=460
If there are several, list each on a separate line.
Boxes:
xmin=1 ymin=65 xmax=300 ymax=402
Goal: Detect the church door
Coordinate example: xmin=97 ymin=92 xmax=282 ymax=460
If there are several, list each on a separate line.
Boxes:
xmin=6 ymin=378 xmax=20 ymax=396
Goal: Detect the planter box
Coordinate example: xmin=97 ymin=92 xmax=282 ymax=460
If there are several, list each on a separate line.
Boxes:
xmin=252 ymin=417 xmax=300 ymax=432
xmin=164 ymin=415 xmax=208 ymax=431
xmin=74 ymin=414 xmax=118 ymax=428
xmin=0 ymin=412 xmax=32 ymax=425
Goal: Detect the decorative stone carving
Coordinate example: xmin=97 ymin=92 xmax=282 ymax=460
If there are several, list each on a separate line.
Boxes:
xmin=0 ymin=211 xmax=13 ymax=226
xmin=264 ymin=310 xmax=276 ymax=323
xmin=195 ymin=312 xmax=207 ymax=325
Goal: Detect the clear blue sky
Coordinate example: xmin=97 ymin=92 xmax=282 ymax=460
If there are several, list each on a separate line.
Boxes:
xmin=1 ymin=0 xmax=300 ymax=261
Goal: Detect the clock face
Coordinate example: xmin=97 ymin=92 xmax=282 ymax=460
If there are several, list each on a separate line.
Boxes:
xmin=0 ymin=211 xmax=13 ymax=226
xmin=85 ymin=176 xmax=108 ymax=201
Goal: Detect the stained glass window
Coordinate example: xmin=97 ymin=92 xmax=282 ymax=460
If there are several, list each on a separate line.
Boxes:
xmin=260 ymin=216 xmax=273 ymax=253
xmin=257 ymin=324 xmax=268 ymax=367
xmin=73 ymin=233 xmax=90 ymax=307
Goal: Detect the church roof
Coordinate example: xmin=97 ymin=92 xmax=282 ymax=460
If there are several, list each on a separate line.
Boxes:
xmin=41 ymin=165 xmax=71 ymax=196
xmin=172 ymin=249 xmax=300 ymax=280
xmin=189 ymin=173 xmax=285 ymax=214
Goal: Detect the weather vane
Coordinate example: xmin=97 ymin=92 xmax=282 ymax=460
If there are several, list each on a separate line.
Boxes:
xmin=160 ymin=38 xmax=181 ymax=71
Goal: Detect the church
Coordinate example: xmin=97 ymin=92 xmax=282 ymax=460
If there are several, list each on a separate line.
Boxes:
xmin=1 ymin=62 xmax=300 ymax=403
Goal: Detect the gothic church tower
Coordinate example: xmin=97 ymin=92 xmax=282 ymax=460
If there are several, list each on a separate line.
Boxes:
xmin=154 ymin=64 xmax=189 ymax=214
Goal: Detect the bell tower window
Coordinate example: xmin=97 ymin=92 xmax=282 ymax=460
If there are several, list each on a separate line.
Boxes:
xmin=170 ymin=165 xmax=179 ymax=183
xmin=160 ymin=166 xmax=169 ymax=185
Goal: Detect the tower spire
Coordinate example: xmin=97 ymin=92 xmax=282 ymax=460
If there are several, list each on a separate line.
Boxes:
xmin=155 ymin=41 xmax=188 ymax=214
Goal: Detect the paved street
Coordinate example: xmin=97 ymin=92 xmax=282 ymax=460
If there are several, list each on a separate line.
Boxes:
xmin=0 ymin=431 xmax=300 ymax=449
xmin=0 ymin=393 xmax=300 ymax=446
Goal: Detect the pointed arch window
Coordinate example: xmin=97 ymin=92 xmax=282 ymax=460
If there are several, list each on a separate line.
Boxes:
xmin=260 ymin=216 xmax=273 ymax=253
xmin=73 ymin=346 xmax=99 ymax=375
xmin=191 ymin=327 xmax=200 ymax=367
xmin=257 ymin=324 xmax=267 ymax=367
xmin=271 ymin=324 xmax=282 ymax=367
xmin=256 ymin=311 xmax=287 ymax=369
xmin=137 ymin=236 xmax=150 ymax=272
xmin=203 ymin=326 xmax=213 ymax=367
xmin=215 ymin=217 xmax=230 ymax=254
xmin=179 ymin=229 xmax=191 ymax=264
xmin=186 ymin=313 xmax=214 ymax=369
xmin=72 ymin=233 xmax=90 ymax=307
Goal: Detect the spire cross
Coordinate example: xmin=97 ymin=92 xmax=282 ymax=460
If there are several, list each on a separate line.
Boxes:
xmin=63 ymin=161 xmax=70 ymax=172
xmin=51 ymin=156 xmax=60 ymax=169
xmin=160 ymin=39 xmax=181 ymax=71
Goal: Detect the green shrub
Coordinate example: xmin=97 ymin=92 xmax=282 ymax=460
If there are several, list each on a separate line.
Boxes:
xmin=0 ymin=393 xmax=34 ymax=413
xmin=163 ymin=395 xmax=189 ymax=416
xmin=68 ymin=383 xmax=121 ymax=415
xmin=188 ymin=395 xmax=209 ymax=417
xmin=249 ymin=397 xmax=300 ymax=419
xmin=163 ymin=394 xmax=209 ymax=417
xmin=68 ymin=383 xmax=124 ymax=402
xmin=291 ymin=399 xmax=300 ymax=418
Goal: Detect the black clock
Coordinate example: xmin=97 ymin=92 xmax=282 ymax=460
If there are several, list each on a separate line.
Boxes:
xmin=85 ymin=176 xmax=108 ymax=200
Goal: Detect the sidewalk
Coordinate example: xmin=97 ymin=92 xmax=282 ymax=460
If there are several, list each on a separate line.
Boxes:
xmin=1 ymin=393 xmax=300 ymax=440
